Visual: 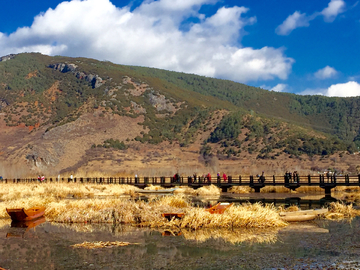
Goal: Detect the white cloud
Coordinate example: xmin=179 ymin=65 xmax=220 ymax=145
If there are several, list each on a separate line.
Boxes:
xmin=326 ymin=81 xmax=360 ymax=97
xmin=271 ymin=83 xmax=287 ymax=92
xmin=299 ymin=81 xmax=360 ymax=97
xmin=314 ymin=66 xmax=338 ymax=79
xmin=322 ymin=0 xmax=346 ymax=22
xmin=0 ymin=0 xmax=293 ymax=83
xmin=276 ymin=0 xmax=346 ymax=35
xmin=275 ymin=11 xmax=310 ymax=36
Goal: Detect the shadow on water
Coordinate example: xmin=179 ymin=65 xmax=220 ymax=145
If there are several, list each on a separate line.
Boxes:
xmin=190 ymin=193 xmax=341 ymax=210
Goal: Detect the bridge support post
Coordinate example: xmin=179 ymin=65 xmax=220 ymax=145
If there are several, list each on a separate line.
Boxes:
xmin=324 ymin=186 xmax=332 ymax=196
xmin=254 ymin=186 xmax=261 ymax=193
xmin=320 ymin=183 xmax=336 ymax=196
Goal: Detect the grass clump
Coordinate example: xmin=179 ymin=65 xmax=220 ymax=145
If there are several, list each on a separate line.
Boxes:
xmin=179 ymin=203 xmax=286 ymax=230
xmin=325 ymin=202 xmax=360 ymax=219
xmin=195 ymin=185 xmax=221 ymax=196
xmin=228 ymin=186 xmax=251 ymax=194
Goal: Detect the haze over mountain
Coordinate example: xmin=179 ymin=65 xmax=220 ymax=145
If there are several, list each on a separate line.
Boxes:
xmin=1 ymin=53 xmax=360 ymax=178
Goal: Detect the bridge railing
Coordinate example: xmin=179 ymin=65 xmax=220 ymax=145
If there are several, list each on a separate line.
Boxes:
xmin=0 ymin=174 xmax=359 ymax=186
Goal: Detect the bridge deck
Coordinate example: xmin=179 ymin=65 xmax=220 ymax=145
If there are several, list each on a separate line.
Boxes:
xmin=2 ymin=174 xmax=359 ymax=195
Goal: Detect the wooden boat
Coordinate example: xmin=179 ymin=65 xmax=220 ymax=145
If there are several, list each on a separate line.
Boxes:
xmin=162 ymin=213 xmax=185 ymax=221
xmin=138 ymin=188 xmax=178 ymax=194
xmin=6 ymin=206 xmax=46 ymax=222
xmin=279 ymin=208 xmax=328 ymax=222
xmin=205 ymin=202 xmax=233 ymax=214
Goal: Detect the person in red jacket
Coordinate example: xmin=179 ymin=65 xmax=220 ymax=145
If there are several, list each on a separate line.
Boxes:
xmin=207 ymin=173 xmax=211 ymax=183
xmin=222 ymin=173 xmax=227 ymax=182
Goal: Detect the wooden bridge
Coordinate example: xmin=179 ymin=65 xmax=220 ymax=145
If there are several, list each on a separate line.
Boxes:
xmin=2 ymin=174 xmax=360 ymax=195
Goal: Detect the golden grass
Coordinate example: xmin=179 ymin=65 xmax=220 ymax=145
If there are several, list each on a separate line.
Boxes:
xmin=260 ymin=186 xmax=291 ymax=193
xmin=325 ymin=202 xmax=360 ymax=219
xmin=2 ymin=183 xmax=359 ymax=229
xmin=0 ymin=182 xmax=288 ymax=228
xmin=228 ymin=186 xmax=252 ymax=194
xmin=278 ymin=205 xmax=299 ymax=212
xmin=71 ymin=241 xmax=137 ymax=249
xmin=174 ymin=186 xmax=196 ymax=194
xmin=195 ymin=185 xmax=221 ymax=196
xmin=0 ymin=183 xmax=140 ymax=200
xmin=0 ymin=219 xmax=10 ymax=229
xmin=176 ymin=203 xmax=287 ymax=230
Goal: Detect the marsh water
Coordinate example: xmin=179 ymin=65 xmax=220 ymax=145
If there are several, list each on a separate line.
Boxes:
xmin=1 ymin=193 xmax=359 ymax=270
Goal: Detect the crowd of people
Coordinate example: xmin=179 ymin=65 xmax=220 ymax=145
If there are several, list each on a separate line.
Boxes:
xmin=284 ymin=171 xmax=300 ymax=183
xmin=172 ymin=172 xmax=229 ymax=183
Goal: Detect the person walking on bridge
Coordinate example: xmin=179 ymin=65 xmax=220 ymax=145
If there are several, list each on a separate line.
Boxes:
xmin=222 ymin=173 xmax=227 ymax=182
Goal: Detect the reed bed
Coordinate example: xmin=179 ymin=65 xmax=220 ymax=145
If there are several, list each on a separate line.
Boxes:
xmin=2 ymin=183 xmax=359 ymax=230
xmin=0 ymin=183 xmax=140 ymax=200
xmin=173 ymin=186 xmax=197 ymax=194
xmin=325 ymin=202 xmax=360 ymax=219
xmin=0 ymin=182 xmax=287 ymax=228
xmin=0 ymin=219 xmax=10 ymax=229
xmin=340 ymin=190 xmax=360 ymax=203
xmin=228 ymin=186 xmax=252 ymax=194
xmin=177 ymin=203 xmax=287 ymax=230
xmin=260 ymin=186 xmax=291 ymax=193
xmin=195 ymin=185 xmax=221 ymax=196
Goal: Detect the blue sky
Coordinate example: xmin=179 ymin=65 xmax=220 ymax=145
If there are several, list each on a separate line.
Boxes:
xmin=1 ymin=0 xmax=359 ymax=96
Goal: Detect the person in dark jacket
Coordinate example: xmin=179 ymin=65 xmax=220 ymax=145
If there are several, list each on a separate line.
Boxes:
xmin=258 ymin=171 xmax=265 ymax=183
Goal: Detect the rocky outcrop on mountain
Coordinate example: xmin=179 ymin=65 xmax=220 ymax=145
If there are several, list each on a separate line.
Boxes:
xmin=148 ymin=92 xmax=177 ymax=113
xmin=0 ymin=99 xmax=8 ymax=110
xmin=76 ymin=72 xmax=103 ymax=88
xmin=0 ymin=54 xmax=16 ymax=62
xmin=49 ymin=63 xmax=77 ymax=73
xmin=49 ymin=63 xmax=104 ymax=88
xmin=131 ymin=101 xmax=147 ymax=114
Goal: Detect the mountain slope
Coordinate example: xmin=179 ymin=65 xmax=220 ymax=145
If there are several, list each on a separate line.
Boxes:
xmin=0 ymin=53 xmax=359 ymax=177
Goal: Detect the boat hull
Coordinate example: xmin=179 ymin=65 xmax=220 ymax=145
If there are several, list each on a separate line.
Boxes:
xmin=279 ymin=208 xmax=328 ymax=222
xmin=6 ymin=207 xmax=46 ymax=222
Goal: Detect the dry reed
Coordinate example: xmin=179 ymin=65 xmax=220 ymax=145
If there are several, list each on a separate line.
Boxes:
xmin=177 ymin=203 xmax=287 ymax=230
xmin=195 ymin=185 xmax=221 ymax=196
xmin=71 ymin=241 xmax=137 ymax=249
xmin=228 ymin=186 xmax=252 ymax=194
xmin=325 ymin=202 xmax=360 ymax=219
xmin=7 ymin=183 xmax=360 ymax=229
xmin=0 ymin=182 xmax=288 ymax=228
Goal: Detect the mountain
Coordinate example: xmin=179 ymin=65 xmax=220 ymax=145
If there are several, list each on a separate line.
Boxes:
xmin=0 ymin=53 xmax=359 ymax=178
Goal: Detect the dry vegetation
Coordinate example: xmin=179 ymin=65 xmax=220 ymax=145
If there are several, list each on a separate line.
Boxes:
xmin=71 ymin=241 xmax=137 ymax=249
xmin=0 ymin=183 xmax=359 ymax=231
xmin=325 ymin=202 xmax=360 ymax=219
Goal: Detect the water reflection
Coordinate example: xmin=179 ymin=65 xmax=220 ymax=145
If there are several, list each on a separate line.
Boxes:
xmin=179 ymin=228 xmax=280 ymax=244
xmin=192 ymin=194 xmax=341 ymax=210
xmin=6 ymin=217 xmax=46 ymax=238
xmin=0 ymin=218 xmax=359 ymax=270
